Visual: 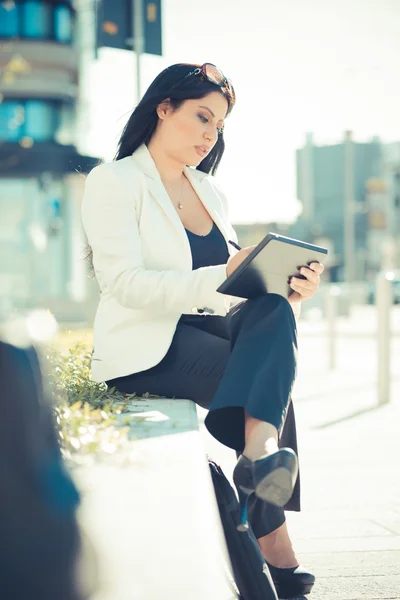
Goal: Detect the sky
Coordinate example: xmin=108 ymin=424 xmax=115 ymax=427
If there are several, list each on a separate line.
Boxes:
xmin=82 ymin=0 xmax=400 ymax=224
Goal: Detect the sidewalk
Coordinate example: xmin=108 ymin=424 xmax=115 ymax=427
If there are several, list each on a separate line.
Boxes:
xmin=202 ymin=305 xmax=400 ymax=600
xmin=286 ymin=388 xmax=400 ymax=600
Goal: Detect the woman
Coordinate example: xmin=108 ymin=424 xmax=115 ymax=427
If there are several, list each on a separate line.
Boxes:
xmin=82 ymin=62 xmax=324 ymax=598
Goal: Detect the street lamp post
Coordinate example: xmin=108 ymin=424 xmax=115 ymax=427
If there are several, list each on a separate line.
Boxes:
xmin=377 ymin=273 xmax=393 ymax=405
xmin=132 ymin=0 xmax=144 ymax=104
xmin=344 ymin=130 xmax=356 ymax=282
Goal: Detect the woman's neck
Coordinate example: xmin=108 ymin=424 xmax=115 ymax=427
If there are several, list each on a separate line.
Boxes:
xmin=147 ymin=139 xmax=185 ymax=186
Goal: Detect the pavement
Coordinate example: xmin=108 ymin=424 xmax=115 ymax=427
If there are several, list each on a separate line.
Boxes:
xmin=201 ymin=304 xmax=400 ymax=600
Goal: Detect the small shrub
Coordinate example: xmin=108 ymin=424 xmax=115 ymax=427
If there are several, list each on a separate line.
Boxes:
xmin=45 ymin=342 xmax=136 ymax=461
xmin=54 ymin=401 xmax=131 ymax=464
xmin=46 ymin=341 xmax=134 ymax=410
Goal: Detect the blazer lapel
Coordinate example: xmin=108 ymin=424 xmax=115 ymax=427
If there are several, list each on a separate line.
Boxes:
xmin=184 ymin=166 xmax=231 ymax=245
xmin=132 ymin=145 xmax=188 ymax=242
xmin=147 ymin=177 xmax=188 ymax=240
xmin=132 ymin=145 xmax=232 ymax=251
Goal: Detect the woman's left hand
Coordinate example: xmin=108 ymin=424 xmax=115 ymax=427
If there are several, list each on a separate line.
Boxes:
xmin=287 ymin=262 xmax=325 ymax=305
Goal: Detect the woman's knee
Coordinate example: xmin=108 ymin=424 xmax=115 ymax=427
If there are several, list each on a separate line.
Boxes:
xmin=248 ymin=294 xmax=293 ymax=317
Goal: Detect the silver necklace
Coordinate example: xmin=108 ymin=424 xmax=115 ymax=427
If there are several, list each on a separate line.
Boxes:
xmin=165 ymin=176 xmax=186 ymax=210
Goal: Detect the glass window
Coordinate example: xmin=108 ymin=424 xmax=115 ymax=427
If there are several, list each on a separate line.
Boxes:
xmin=0 ymin=101 xmax=59 ymax=141
xmin=0 ymin=2 xmax=19 ymax=38
xmin=24 ymin=101 xmax=57 ymax=141
xmin=21 ymin=1 xmax=52 ymax=39
xmin=0 ymin=102 xmax=24 ymax=141
xmin=54 ymin=4 xmax=73 ymax=43
xmin=0 ymin=1 xmax=75 ymax=43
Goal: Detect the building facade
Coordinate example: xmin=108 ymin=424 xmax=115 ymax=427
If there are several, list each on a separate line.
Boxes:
xmin=0 ymin=0 xmax=97 ymax=318
xmin=291 ymin=132 xmax=394 ymax=282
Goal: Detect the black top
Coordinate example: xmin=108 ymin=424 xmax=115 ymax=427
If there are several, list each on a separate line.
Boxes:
xmin=186 ymin=222 xmax=229 ymax=270
xmin=179 ymin=222 xmax=229 ymax=324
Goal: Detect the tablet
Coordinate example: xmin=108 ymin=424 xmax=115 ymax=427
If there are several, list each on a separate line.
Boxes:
xmin=217 ymin=232 xmax=328 ymax=299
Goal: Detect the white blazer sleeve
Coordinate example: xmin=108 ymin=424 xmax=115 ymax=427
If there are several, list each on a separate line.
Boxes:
xmin=81 ymin=164 xmax=230 ymax=316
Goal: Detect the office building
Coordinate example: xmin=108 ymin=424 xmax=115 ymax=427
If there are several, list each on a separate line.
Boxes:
xmin=0 ymin=0 xmax=97 ymax=317
xmin=292 ymin=132 xmax=383 ymax=281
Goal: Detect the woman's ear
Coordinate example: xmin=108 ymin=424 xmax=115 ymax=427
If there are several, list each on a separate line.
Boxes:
xmin=156 ymin=99 xmax=171 ymax=120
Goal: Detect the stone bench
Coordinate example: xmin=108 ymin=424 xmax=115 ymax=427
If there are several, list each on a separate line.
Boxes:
xmin=75 ymin=398 xmax=238 ymax=600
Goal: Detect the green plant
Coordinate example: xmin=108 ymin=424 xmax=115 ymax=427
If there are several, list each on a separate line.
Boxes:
xmin=54 ymin=400 xmax=131 ymax=463
xmin=45 ymin=342 xmax=166 ymax=462
xmin=45 ymin=342 xmax=135 ymax=461
xmin=46 ymin=341 xmax=134 ymax=410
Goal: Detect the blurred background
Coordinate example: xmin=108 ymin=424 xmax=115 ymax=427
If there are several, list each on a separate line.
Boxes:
xmin=1 ymin=0 xmax=400 ymax=322
xmin=2 ymin=3 xmax=400 ymax=598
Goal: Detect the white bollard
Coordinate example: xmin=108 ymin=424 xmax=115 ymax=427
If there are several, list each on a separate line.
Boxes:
xmin=376 ymin=274 xmax=393 ymax=405
xmin=325 ymin=285 xmax=339 ymax=370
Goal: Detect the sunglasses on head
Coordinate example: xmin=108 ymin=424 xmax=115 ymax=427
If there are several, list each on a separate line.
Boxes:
xmin=181 ymin=62 xmax=236 ymax=105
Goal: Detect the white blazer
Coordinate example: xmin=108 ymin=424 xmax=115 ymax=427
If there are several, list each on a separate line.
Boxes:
xmin=81 ymin=144 xmax=239 ymax=382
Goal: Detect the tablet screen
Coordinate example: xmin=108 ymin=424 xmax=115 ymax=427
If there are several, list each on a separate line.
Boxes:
xmin=218 ymin=233 xmax=328 ymax=299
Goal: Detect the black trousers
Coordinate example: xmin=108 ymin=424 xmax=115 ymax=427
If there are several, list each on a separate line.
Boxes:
xmin=107 ymin=295 xmax=300 ymax=539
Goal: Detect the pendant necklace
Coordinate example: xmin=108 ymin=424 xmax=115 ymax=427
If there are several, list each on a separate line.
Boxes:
xmin=165 ymin=176 xmax=186 ymax=210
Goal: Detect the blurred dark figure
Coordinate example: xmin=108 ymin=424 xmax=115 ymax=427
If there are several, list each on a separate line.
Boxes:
xmin=0 ymin=339 xmax=83 ymax=600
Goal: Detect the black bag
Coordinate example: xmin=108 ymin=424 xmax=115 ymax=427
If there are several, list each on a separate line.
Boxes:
xmin=208 ymin=459 xmax=278 ymax=600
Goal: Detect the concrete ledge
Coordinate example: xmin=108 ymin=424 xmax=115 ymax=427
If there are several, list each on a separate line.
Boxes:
xmin=116 ymin=397 xmax=200 ymax=440
xmin=75 ymin=398 xmax=238 ymax=600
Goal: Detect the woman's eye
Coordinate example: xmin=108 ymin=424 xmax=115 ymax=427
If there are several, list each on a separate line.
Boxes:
xmin=198 ymin=113 xmax=224 ymax=134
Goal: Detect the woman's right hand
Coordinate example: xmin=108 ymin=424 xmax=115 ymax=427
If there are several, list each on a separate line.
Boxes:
xmin=226 ymin=246 xmax=256 ymax=277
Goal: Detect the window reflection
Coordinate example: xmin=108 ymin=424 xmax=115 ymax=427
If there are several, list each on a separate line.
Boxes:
xmin=0 ymin=103 xmax=22 ymax=141
xmin=55 ymin=5 xmax=73 ymax=43
xmin=0 ymin=2 xmax=19 ymax=38
xmin=25 ymin=101 xmax=57 ymax=141
xmin=0 ymin=1 xmax=73 ymax=43
xmin=0 ymin=100 xmax=60 ymax=142
xmin=21 ymin=1 xmax=52 ymax=39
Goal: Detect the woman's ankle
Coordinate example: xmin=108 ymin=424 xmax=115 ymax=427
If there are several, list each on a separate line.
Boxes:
xmin=257 ymin=523 xmax=299 ymax=569
xmin=243 ymin=415 xmax=279 ymax=461
xmin=243 ymin=437 xmax=279 ymax=462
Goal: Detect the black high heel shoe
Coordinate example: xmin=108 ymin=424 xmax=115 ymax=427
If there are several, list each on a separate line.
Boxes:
xmin=266 ymin=562 xmax=315 ymax=598
xmin=233 ymin=449 xmax=298 ymax=532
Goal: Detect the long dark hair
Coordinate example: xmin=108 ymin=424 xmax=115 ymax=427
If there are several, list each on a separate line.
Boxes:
xmin=115 ymin=62 xmax=236 ymax=174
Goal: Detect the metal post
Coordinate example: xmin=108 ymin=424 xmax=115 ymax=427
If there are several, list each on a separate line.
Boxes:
xmin=344 ymin=130 xmax=355 ymax=283
xmin=326 ymin=285 xmax=339 ymax=370
xmin=302 ymin=132 xmax=314 ymax=221
xmin=376 ymin=274 xmax=393 ymax=405
xmin=133 ymin=0 xmax=144 ymax=104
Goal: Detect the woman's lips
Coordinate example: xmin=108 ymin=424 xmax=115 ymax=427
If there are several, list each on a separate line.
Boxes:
xmin=195 ymin=146 xmax=209 ymax=157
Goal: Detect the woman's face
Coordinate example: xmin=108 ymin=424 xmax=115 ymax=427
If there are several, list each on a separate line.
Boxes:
xmin=156 ymin=91 xmax=229 ymax=166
